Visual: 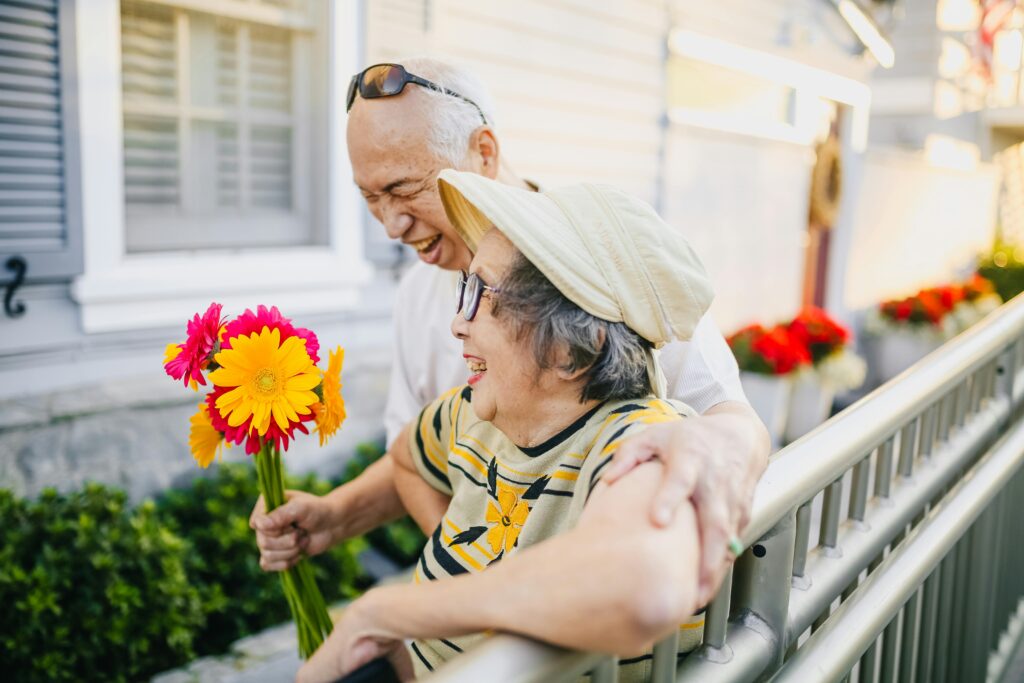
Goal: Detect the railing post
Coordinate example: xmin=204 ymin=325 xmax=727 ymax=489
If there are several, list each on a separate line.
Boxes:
xmin=731 ymin=510 xmax=797 ymax=669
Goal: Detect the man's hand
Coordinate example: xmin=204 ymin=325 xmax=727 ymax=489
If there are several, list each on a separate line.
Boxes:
xmin=249 ymin=490 xmax=340 ymax=572
xmin=296 ymin=591 xmax=414 ymax=683
xmin=602 ymin=401 xmax=769 ymax=604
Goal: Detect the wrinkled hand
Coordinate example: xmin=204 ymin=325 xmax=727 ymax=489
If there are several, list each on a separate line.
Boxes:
xmin=296 ymin=591 xmax=413 ymax=683
xmin=602 ymin=405 xmax=768 ymax=604
xmin=249 ymin=490 xmax=338 ymax=571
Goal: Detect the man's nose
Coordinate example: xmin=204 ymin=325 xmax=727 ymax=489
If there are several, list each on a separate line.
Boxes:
xmin=451 ymin=311 xmax=470 ymax=340
xmin=382 ymin=206 xmax=414 ymax=240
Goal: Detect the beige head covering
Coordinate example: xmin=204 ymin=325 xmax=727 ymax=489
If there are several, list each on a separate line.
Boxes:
xmin=437 ymin=169 xmax=714 ymax=398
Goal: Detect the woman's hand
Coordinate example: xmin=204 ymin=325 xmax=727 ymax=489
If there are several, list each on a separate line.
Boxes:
xmin=296 ymin=591 xmax=414 ymax=683
xmin=249 ymin=490 xmax=341 ymax=571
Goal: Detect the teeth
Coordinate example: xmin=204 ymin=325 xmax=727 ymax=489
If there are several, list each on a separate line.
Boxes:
xmin=466 ymin=359 xmax=487 ymax=373
xmin=410 ymin=235 xmax=441 ymax=252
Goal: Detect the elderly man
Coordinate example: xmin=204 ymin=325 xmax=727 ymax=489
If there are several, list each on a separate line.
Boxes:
xmin=252 ymin=58 xmax=769 ymax=606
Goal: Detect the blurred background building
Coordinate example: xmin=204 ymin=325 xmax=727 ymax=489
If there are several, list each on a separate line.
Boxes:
xmin=0 ymin=0 xmax=1009 ymax=499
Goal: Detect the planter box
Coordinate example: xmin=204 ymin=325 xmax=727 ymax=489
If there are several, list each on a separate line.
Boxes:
xmin=869 ymin=331 xmax=943 ymax=385
xmin=740 ymin=371 xmax=793 ymax=451
xmin=784 ymin=371 xmax=835 ymax=444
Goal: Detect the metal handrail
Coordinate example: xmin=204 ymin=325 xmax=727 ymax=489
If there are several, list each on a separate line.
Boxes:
xmin=421 ymin=294 xmax=1024 ymax=683
xmin=774 ymin=416 xmax=1024 ymax=681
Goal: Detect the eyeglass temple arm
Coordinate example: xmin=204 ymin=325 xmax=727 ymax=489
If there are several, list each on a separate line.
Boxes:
xmin=406 ymin=74 xmax=489 ymax=125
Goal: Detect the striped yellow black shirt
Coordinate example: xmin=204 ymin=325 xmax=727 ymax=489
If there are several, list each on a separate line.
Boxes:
xmin=407 ymin=385 xmax=704 ymax=681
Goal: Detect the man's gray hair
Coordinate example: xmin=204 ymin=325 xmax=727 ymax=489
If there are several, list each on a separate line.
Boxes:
xmin=397 ymin=57 xmax=498 ymax=167
xmin=492 ymin=251 xmax=652 ymax=403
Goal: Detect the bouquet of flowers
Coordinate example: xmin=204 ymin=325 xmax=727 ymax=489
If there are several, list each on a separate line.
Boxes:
xmin=726 ymin=323 xmax=811 ymax=375
xmin=786 ymin=306 xmax=866 ymax=392
xmin=163 ymin=303 xmax=346 ymax=658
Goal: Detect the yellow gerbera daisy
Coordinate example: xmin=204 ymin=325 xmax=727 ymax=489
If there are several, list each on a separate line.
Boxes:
xmin=210 ymin=327 xmax=321 ymax=437
xmin=189 ymin=403 xmax=226 ymax=468
xmin=314 ymin=346 xmax=346 ymax=447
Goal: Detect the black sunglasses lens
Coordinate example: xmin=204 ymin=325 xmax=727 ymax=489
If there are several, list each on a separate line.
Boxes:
xmin=361 ymin=64 xmax=407 ymax=99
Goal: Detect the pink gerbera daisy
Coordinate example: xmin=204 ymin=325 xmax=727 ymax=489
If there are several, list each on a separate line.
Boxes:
xmin=164 ymin=302 xmax=225 ymax=388
xmin=206 ymin=385 xmax=314 ymax=455
xmin=221 ymin=305 xmax=320 ymax=364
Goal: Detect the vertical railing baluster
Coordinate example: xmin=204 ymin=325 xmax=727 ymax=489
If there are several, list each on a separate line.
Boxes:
xmin=915 ymin=566 xmax=941 ymax=683
xmin=946 ymin=534 xmax=972 ymax=679
xmin=591 ymin=656 xmax=618 ymax=683
xmin=879 ymin=608 xmax=901 ymax=683
xmin=849 ymin=453 xmax=871 ymax=524
xmin=898 ymin=588 xmax=921 ymax=683
xmin=858 ymin=635 xmax=879 ymax=683
xmin=898 ymin=416 xmax=919 ymax=478
xmin=731 ymin=512 xmax=797 ymax=667
xmin=932 ymin=545 xmax=958 ymax=683
xmin=819 ymin=478 xmax=843 ymax=553
xmin=701 ymin=566 xmax=731 ymax=650
xmin=650 ymin=631 xmax=679 ymax=683
xmin=874 ymin=437 xmax=895 ymax=500
xmin=954 ymin=380 xmax=969 ymax=429
xmin=935 ymin=391 xmax=952 ymax=447
xmin=791 ymin=502 xmax=812 ymax=587
xmin=969 ymin=367 xmax=983 ymax=416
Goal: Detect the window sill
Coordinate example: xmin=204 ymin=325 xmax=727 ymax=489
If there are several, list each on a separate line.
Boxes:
xmin=71 ymin=247 xmax=374 ymax=332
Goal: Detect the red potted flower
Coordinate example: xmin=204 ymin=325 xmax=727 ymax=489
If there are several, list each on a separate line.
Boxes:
xmin=727 ymin=323 xmax=811 ymax=449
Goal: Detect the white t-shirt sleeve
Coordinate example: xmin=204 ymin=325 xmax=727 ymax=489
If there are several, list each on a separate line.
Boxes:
xmin=661 ymin=312 xmax=748 ymax=414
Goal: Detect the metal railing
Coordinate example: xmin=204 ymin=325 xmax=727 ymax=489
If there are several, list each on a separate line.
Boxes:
xmin=422 ymin=295 xmax=1024 ymax=683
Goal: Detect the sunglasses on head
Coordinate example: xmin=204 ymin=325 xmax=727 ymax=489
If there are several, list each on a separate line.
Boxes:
xmin=346 ymin=63 xmax=488 ymax=125
xmin=456 ymin=271 xmax=500 ymax=321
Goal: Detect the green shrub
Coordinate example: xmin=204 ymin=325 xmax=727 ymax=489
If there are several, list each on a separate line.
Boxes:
xmin=341 ymin=440 xmax=427 ymax=567
xmin=155 ymin=463 xmax=369 ymax=656
xmin=979 ymin=248 xmax=1024 ymax=305
xmin=0 ymin=485 xmax=204 ymax=682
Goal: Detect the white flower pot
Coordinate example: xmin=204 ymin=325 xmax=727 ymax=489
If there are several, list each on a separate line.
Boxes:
xmin=784 ymin=371 xmax=835 ymax=444
xmin=870 ymin=331 xmax=943 ymax=385
xmin=740 ymin=371 xmax=793 ymax=451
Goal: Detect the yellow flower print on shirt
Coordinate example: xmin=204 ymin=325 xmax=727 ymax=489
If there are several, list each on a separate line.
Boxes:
xmin=485 ymin=484 xmax=530 ymax=554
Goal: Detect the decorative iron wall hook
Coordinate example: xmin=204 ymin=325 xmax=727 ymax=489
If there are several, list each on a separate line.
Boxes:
xmin=4 ymin=256 xmax=26 ymax=319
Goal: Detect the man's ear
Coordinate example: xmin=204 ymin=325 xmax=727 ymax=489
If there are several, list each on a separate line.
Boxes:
xmin=469 ymin=127 xmax=500 ymax=179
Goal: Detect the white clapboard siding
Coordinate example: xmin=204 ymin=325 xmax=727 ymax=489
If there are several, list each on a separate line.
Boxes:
xmin=0 ymin=0 xmax=81 ymax=280
xmin=428 ymin=0 xmax=666 ymax=205
xmin=662 ymin=126 xmax=814 ymax=333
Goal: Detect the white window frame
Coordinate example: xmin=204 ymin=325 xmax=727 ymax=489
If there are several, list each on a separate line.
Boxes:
xmin=71 ymin=0 xmax=371 ymax=333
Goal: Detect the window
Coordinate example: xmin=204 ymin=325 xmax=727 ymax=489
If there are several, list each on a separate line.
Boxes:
xmin=119 ymin=0 xmax=323 ymax=252
xmin=70 ymin=0 xmax=369 ymax=333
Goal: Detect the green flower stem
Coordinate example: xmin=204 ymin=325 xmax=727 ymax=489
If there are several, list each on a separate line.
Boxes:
xmin=254 ymin=442 xmax=332 ymax=659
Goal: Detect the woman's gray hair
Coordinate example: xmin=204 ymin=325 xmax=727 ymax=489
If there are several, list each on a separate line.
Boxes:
xmin=492 ymin=251 xmax=653 ymax=403
xmin=396 ymin=57 xmax=498 ymax=167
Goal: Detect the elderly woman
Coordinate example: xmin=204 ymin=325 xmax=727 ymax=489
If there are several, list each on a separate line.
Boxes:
xmin=295 ymin=169 xmax=718 ymax=682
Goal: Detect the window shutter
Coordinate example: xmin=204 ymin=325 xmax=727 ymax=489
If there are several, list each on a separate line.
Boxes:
xmin=247 ymin=24 xmax=291 ymax=210
xmin=121 ymin=1 xmax=179 ymax=213
xmin=0 ymin=0 xmax=80 ymax=282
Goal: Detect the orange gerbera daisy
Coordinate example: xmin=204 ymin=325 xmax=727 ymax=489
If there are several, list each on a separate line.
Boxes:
xmin=189 ymin=403 xmax=226 ymax=468
xmin=313 ymin=346 xmax=346 ymax=447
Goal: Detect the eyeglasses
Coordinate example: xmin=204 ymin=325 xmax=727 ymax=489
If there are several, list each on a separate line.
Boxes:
xmin=456 ymin=271 xmax=500 ymax=321
xmin=346 ymin=63 xmax=489 ymax=125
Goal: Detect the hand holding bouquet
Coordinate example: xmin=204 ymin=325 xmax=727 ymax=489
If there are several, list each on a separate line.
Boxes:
xmin=163 ymin=303 xmax=346 ymax=658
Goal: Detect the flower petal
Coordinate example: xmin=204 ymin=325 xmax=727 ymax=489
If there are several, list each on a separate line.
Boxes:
xmin=486 ymin=524 xmax=505 ymax=555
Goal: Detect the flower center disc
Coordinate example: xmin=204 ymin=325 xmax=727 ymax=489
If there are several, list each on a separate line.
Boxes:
xmin=502 ymin=515 xmax=511 ymax=526
xmin=254 ymin=368 xmax=278 ymax=395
